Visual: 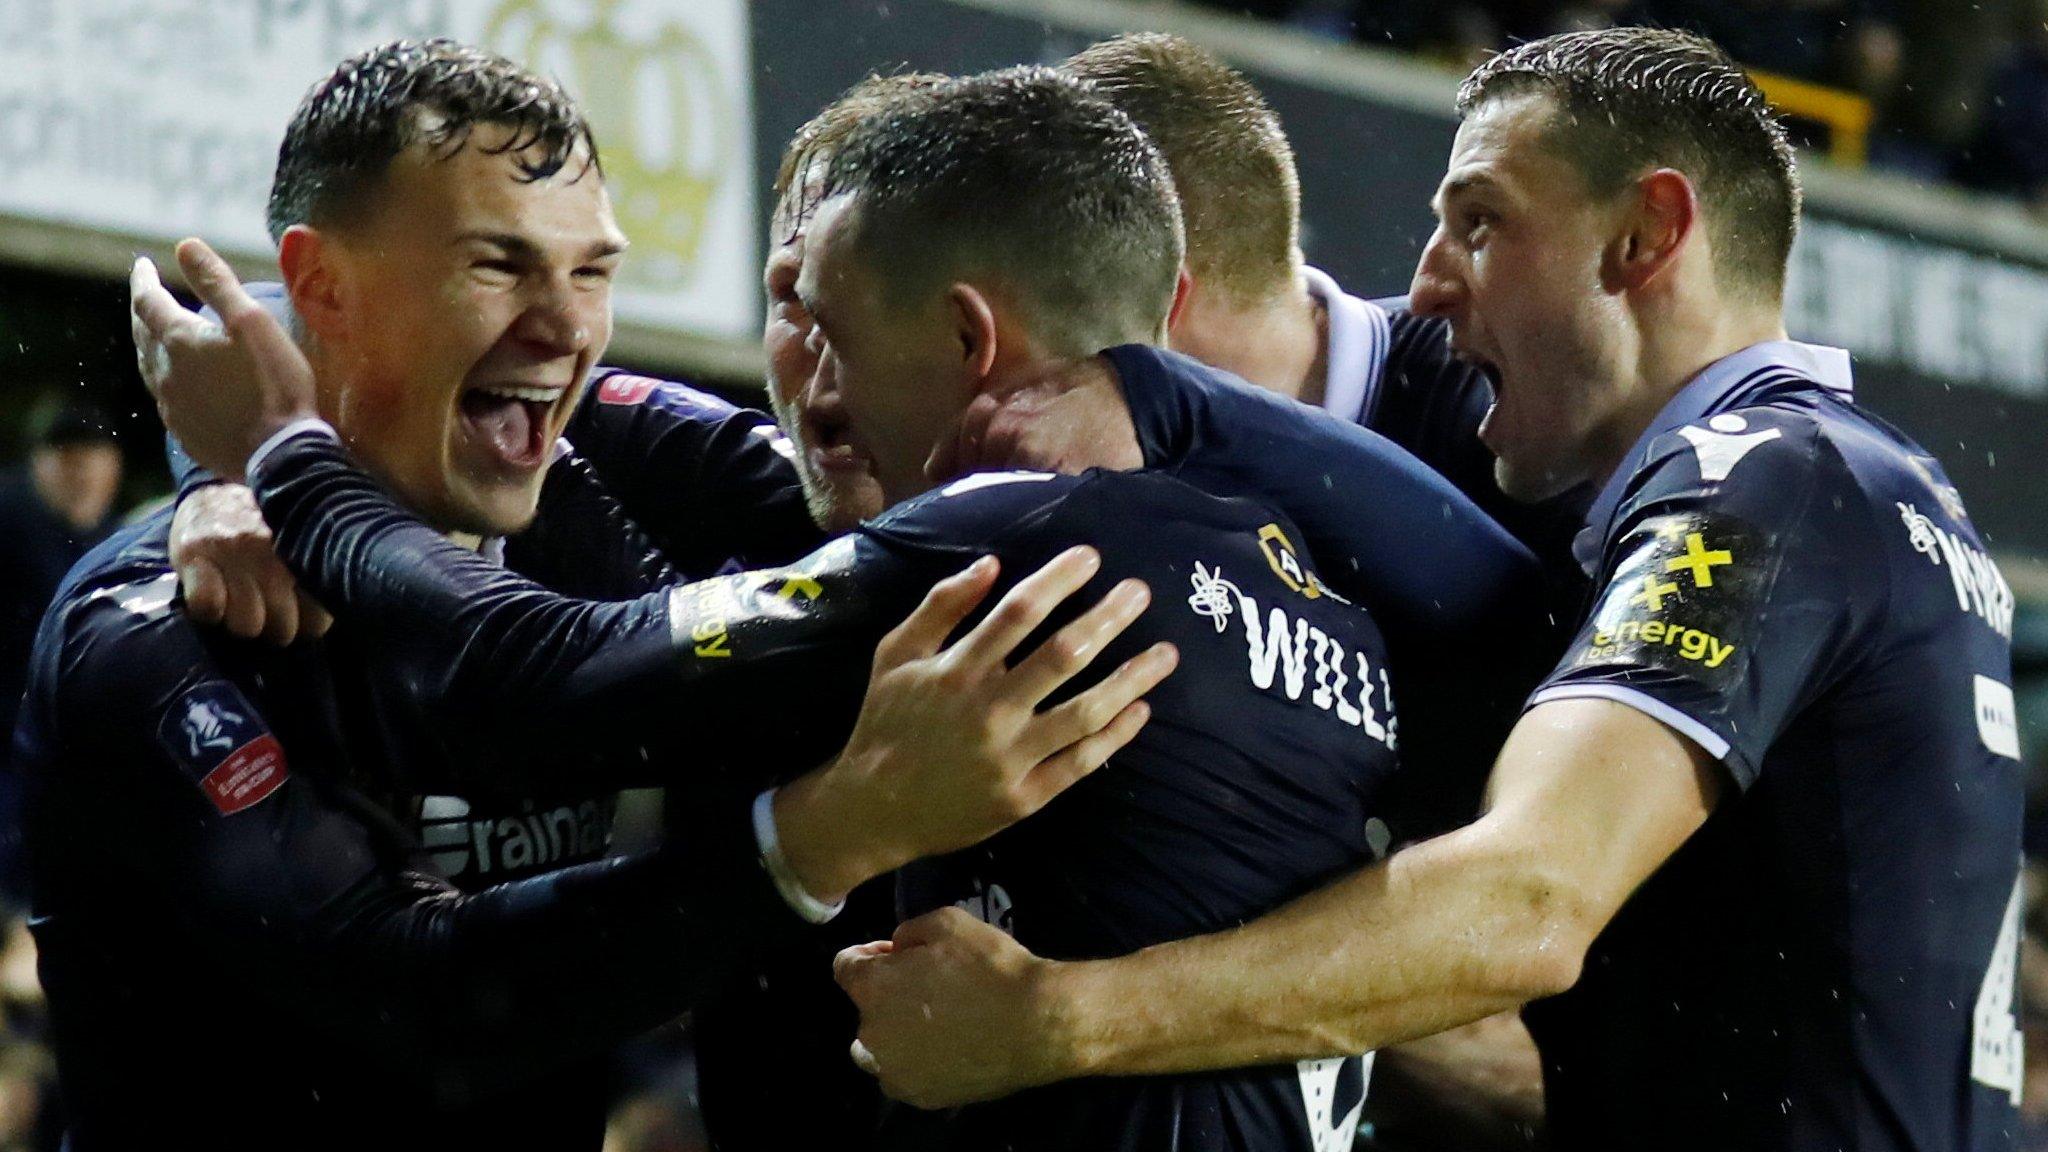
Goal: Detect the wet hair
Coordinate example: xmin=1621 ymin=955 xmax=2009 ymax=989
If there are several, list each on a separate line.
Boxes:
xmin=1458 ymin=27 xmax=1800 ymax=298
xmin=1063 ymin=33 xmax=1300 ymax=306
xmin=816 ymin=66 xmax=1184 ymax=356
xmin=773 ymin=71 xmax=948 ymax=236
xmin=267 ymin=38 xmax=599 ymax=244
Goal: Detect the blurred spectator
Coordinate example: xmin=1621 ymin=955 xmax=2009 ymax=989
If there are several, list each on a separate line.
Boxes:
xmin=1958 ymin=0 xmax=2048 ymax=210
xmin=1627 ymin=0 xmax=1897 ymax=87
xmin=1 ymin=397 xmax=122 ymax=741
xmin=1183 ymin=0 xmax=2048 ymax=206
xmin=0 ymin=398 xmax=122 ymax=903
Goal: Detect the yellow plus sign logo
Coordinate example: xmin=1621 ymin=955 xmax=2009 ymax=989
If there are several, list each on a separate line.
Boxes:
xmin=1631 ymin=576 xmax=1681 ymax=612
xmin=776 ymin=574 xmax=823 ymax=602
xmin=1663 ymin=532 xmax=1733 ymax=588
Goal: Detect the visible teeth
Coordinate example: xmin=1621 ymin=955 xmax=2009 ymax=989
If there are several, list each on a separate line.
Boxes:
xmin=474 ymin=384 xmax=564 ymax=403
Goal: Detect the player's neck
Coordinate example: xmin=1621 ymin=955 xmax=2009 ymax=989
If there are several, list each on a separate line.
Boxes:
xmin=1168 ymin=283 xmax=1325 ymax=405
xmin=1591 ymin=300 xmax=1790 ymax=489
xmin=1636 ymin=298 xmax=1789 ymax=412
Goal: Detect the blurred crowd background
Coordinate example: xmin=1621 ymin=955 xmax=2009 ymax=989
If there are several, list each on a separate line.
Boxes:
xmin=1195 ymin=0 xmax=2048 ymax=210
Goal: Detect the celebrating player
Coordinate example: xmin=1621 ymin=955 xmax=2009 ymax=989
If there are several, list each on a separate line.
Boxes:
xmin=838 ymin=29 xmax=2025 ymax=1152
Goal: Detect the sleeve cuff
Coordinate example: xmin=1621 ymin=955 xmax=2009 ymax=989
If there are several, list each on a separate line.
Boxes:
xmin=751 ymin=789 xmax=845 ymax=925
xmin=247 ymin=418 xmax=339 ymax=481
xmin=1527 ymin=682 xmax=1737 ymax=766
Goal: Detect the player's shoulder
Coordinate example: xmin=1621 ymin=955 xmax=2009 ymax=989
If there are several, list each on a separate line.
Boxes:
xmin=1627 ymin=397 xmax=1862 ymax=517
xmin=862 ymin=471 xmax=1087 ymax=551
xmin=582 ymin=367 xmax=756 ymax=423
xmin=44 ymin=514 xmax=180 ymax=640
xmin=27 ymin=513 xmax=199 ymax=711
xmin=1635 ymin=393 xmax=1952 ymax=527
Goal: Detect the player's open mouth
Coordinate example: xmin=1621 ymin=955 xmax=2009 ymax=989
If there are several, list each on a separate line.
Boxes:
xmin=804 ymin=417 xmax=871 ymax=476
xmin=460 ymin=383 xmax=568 ymax=472
xmin=1461 ymin=354 xmax=1506 ymax=441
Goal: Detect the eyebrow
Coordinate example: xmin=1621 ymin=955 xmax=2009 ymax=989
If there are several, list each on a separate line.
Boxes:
xmin=1430 ymin=172 xmax=1504 ymax=217
xmin=454 ymin=230 xmax=628 ymax=263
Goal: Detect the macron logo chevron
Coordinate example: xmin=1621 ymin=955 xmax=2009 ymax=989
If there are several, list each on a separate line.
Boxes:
xmin=1676 ymin=414 xmax=1781 ymax=483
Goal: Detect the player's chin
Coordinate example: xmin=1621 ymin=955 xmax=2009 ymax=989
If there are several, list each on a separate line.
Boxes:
xmin=805 ymin=472 xmax=886 ymax=534
xmin=1492 ymin=449 xmax=1577 ymax=505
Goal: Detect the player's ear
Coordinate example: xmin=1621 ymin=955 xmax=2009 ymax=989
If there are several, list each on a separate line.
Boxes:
xmin=1604 ymin=168 xmax=1696 ymax=294
xmin=947 ymin=282 xmax=1000 ymax=384
xmin=1165 ymin=265 xmax=1195 ymax=336
xmin=277 ymin=225 xmax=348 ymax=344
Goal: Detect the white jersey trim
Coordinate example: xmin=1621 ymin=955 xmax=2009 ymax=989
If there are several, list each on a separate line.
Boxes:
xmin=1301 ymin=265 xmax=1391 ymax=427
xmin=1527 ymin=682 xmax=1733 ymax=762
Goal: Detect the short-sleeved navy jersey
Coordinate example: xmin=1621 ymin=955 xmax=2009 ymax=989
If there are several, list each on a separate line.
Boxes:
xmin=244 ymin=433 xmax=1400 ymax=1152
xmin=1525 ymin=342 xmax=2024 ymax=1151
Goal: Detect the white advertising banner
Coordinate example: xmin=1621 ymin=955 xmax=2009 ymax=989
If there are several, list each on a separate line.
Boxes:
xmin=0 ymin=0 xmax=758 ymax=339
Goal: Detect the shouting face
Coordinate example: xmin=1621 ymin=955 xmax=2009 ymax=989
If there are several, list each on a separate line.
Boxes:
xmin=305 ymin=122 xmax=626 ymax=537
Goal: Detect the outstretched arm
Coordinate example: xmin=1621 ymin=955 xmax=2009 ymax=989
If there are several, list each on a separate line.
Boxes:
xmin=835 ymin=698 xmax=1718 ymax=1107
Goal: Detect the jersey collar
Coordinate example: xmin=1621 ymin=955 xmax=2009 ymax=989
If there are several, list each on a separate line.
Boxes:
xmin=1300 ymin=266 xmax=1392 ymax=426
xmin=1572 ymin=339 xmax=1854 ymax=574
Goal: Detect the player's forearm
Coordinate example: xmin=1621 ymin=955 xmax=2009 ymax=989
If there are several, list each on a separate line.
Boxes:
xmin=250 ymin=430 xmax=684 ymax=719
xmin=1047 ymin=818 xmax=1595 ymax=1079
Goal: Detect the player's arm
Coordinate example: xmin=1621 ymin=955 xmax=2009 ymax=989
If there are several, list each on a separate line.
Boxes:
xmin=946 ymin=345 xmax=1543 ymax=638
xmin=565 ymin=372 xmax=823 ymax=574
xmin=252 ymin=430 xmax=1176 ymax=896
xmin=835 ymin=697 xmax=1717 ymax=1105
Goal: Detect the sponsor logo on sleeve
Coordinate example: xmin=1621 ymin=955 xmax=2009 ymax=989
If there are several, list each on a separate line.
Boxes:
xmin=1187 ymin=563 xmax=1392 ymax=748
xmin=1571 ymin=513 xmax=1758 ymax=688
xmin=83 ymin=573 xmax=178 ymax=620
xmin=1897 ymin=502 xmax=2014 ymax=639
xmin=749 ymin=423 xmax=798 ymax=461
xmin=156 ymin=681 xmax=288 ymax=816
xmin=667 ymin=537 xmax=861 ymax=660
xmin=594 ymin=374 xmax=660 ymax=406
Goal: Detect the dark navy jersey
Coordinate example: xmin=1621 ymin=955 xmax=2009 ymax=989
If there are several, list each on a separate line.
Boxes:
xmin=1524 ymin=342 xmax=2023 ymax=1151
xmin=11 ymin=511 xmax=805 ymax=1151
xmin=246 ymin=432 xmax=1399 ymax=1152
xmin=568 ymin=368 xmax=820 ymax=577
xmin=1107 ymin=343 xmax=1556 ymax=840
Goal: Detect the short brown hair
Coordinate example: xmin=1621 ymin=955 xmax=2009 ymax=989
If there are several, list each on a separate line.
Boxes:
xmin=1458 ymin=28 xmax=1801 ymax=298
xmin=1063 ymin=33 xmax=1299 ymax=306
xmin=818 ymin=66 xmax=1184 ymax=356
xmin=772 ymin=71 xmax=947 ymax=234
xmin=269 ymin=39 xmax=597 ymax=244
